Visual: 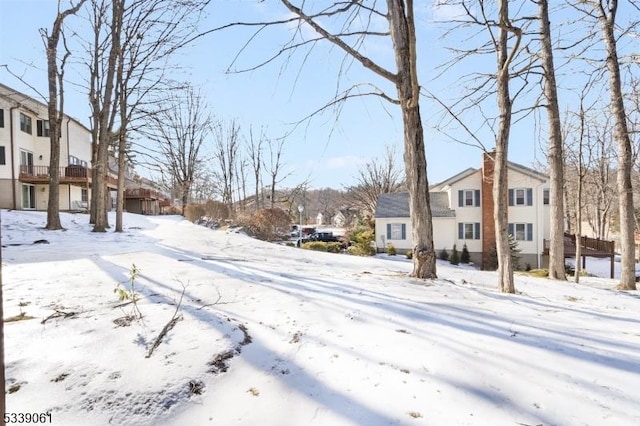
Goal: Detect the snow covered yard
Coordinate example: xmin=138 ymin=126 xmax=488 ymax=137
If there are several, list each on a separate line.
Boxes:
xmin=1 ymin=210 xmax=639 ymax=425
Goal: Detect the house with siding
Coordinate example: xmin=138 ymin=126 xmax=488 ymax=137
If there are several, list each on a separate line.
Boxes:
xmin=0 ymin=83 xmax=116 ymax=211
xmin=375 ymin=152 xmax=551 ymax=269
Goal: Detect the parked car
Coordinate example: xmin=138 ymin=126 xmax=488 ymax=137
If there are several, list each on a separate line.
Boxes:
xmin=297 ymin=231 xmax=347 ymax=248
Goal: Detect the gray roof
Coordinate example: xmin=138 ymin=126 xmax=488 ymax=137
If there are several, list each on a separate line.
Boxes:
xmin=375 ymin=192 xmax=456 ymax=218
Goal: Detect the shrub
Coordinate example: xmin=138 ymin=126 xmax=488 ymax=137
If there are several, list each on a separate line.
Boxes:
xmin=485 ymin=235 xmax=521 ymax=271
xmin=204 ymin=199 xmax=230 ymax=221
xmin=523 ymin=269 xmax=548 ymax=278
xmin=461 ymin=243 xmax=470 ymax=264
xmin=302 ymin=241 xmax=328 ymax=252
xmin=450 ymin=244 xmax=460 ymax=265
xmin=439 ymin=248 xmax=449 ymax=261
xmin=406 ymin=250 xmax=413 ymax=259
xmin=184 ymin=203 xmax=206 ymax=222
xmin=302 ymin=241 xmax=343 ymax=253
xmin=345 ymin=226 xmax=376 ymax=256
xmin=387 ymin=243 xmax=397 ymax=256
xmin=326 ymin=242 xmax=344 ymax=253
xmin=242 ymin=207 xmax=292 ymax=241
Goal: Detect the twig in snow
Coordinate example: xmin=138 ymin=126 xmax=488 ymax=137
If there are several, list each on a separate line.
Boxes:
xmin=145 ymin=283 xmax=186 ymax=358
xmin=41 ymin=310 xmax=76 ymax=324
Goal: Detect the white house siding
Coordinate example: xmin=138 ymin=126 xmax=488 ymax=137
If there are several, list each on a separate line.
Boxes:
xmin=376 ymin=217 xmax=412 ymax=253
xmin=447 ymin=171 xmax=484 ymax=255
xmin=506 ymin=170 xmax=549 ymax=268
xmin=0 ymin=84 xmax=92 ymax=210
xmin=433 ymin=217 xmax=456 ymax=252
xmin=375 ymin=216 xmax=455 ymax=254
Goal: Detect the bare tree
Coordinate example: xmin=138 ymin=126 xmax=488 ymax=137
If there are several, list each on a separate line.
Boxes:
xmin=585 ymin=0 xmax=637 ymax=290
xmin=89 ymin=0 xmax=122 ymax=232
xmin=247 ymin=125 xmax=265 ymax=211
xmin=41 ymin=0 xmax=87 ymax=230
xmin=194 ymin=0 xmax=438 ymax=278
xmin=112 ymin=0 xmax=206 ymax=231
xmin=212 ymin=119 xmax=241 ymax=213
xmin=142 ymin=86 xmax=212 ymax=215
xmin=481 ymin=0 xmax=522 ymax=293
xmin=538 ymin=0 xmax=566 ymax=280
xmin=345 ymin=145 xmax=405 ymax=218
xmin=264 ymin=137 xmax=288 ymax=209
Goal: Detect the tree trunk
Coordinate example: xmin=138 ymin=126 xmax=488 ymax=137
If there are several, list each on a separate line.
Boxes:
xmin=93 ymin=0 xmax=121 ymax=232
xmin=45 ymin=50 xmax=62 ymax=230
xmin=387 ymin=0 xmax=436 ymax=278
xmin=494 ymin=0 xmax=517 ymax=293
xmin=598 ymin=1 xmax=636 ymax=290
xmin=539 ymin=0 xmax=565 ymax=280
xmin=575 ymin=176 xmax=582 ymax=283
xmin=115 ymin=130 xmax=126 ymax=231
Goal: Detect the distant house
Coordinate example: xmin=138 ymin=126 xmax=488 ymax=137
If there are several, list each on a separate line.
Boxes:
xmin=332 ymin=208 xmax=359 ymax=228
xmin=0 ymin=83 xmax=117 ymax=211
xmin=375 ymin=152 xmax=551 ymax=269
xmin=123 ymin=176 xmax=172 ymax=215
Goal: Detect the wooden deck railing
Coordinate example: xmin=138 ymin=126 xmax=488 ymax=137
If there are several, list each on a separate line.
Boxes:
xmin=543 ymin=233 xmax=615 ymax=257
xmin=19 ymin=165 xmax=117 ymax=188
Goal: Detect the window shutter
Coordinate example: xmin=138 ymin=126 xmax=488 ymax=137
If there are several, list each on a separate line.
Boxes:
xmin=458 ymin=190 xmax=463 ymax=207
xmin=527 ymin=223 xmax=533 ymax=241
xmin=386 ymin=224 xmax=391 ymax=239
xmin=37 ymin=120 xmax=43 ymax=137
xmin=0 ymin=109 xmax=4 ymax=128
xmin=508 ymin=189 xmax=514 ymax=206
xmin=508 ymin=223 xmax=514 ymax=236
xmin=458 ymin=223 xmax=463 ymax=239
xmin=527 ymin=188 xmax=533 ymax=206
xmin=475 ymin=223 xmax=480 ymax=240
xmin=401 ymin=224 xmax=406 ymax=240
xmin=475 ymin=189 xmax=480 ymax=207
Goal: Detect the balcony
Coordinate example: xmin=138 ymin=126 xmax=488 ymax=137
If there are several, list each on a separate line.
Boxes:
xmin=19 ymin=165 xmax=117 ymax=188
xmin=125 ymin=188 xmax=171 ymax=205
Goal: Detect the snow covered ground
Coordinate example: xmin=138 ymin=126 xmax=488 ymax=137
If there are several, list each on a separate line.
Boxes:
xmin=1 ymin=210 xmax=639 ymax=425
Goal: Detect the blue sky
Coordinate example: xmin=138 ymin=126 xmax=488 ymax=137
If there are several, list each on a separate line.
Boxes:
xmin=0 ymin=0 xmax=552 ymax=191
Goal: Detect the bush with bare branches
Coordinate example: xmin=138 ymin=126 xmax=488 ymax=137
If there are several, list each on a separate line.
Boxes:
xmin=184 ymin=204 xmax=206 ymax=223
xmin=241 ymin=208 xmax=292 ymax=241
xmin=204 ymin=200 xmax=230 ymax=221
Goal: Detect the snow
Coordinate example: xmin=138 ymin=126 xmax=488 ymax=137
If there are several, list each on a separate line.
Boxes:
xmin=2 ymin=209 xmax=639 ymax=425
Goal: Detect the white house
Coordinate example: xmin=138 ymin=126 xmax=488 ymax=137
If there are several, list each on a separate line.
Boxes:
xmin=0 ymin=83 xmax=116 ymax=211
xmin=375 ymin=152 xmax=551 ymax=269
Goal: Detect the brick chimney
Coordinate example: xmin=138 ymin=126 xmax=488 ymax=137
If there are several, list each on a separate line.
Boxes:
xmin=481 ymin=151 xmax=496 ymax=269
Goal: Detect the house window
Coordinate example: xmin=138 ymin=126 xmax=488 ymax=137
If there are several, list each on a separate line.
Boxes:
xmin=21 ymin=184 xmax=35 ymax=209
xmin=543 ymin=189 xmax=549 ymax=205
xmin=0 ymin=146 xmax=5 ymax=165
xmin=37 ymin=119 xmax=50 ymax=137
xmin=508 ymin=188 xmax=533 ymax=206
xmin=508 ymin=223 xmax=533 ymax=241
xmin=81 ymin=188 xmax=88 ymax=202
xmin=386 ymin=223 xmax=407 ymax=240
xmin=69 ymin=155 xmax=88 ymax=167
xmin=0 ymin=109 xmax=4 ymax=128
xmin=20 ymin=150 xmax=34 ymax=175
xmin=458 ymin=222 xmax=481 ymax=240
xmin=458 ymin=189 xmax=480 ymax=207
xmin=20 ymin=113 xmax=32 ymax=134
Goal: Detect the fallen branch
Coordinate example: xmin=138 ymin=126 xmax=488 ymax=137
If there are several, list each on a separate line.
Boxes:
xmin=145 ymin=284 xmax=186 ymax=358
xmin=41 ymin=310 xmax=76 ymax=324
xmin=113 ymin=300 xmax=136 ymax=309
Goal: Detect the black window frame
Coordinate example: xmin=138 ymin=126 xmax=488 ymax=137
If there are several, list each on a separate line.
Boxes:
xmin=20 ymin=113 xmax=32 ymax=134
xmin=37 ymin=119 xmax=50 ymax=137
